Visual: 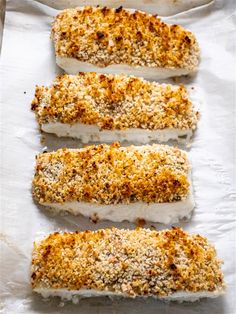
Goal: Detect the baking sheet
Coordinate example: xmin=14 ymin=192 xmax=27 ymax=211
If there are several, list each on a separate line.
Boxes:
xmin=0 ymin=0 xmax=236 ymax=313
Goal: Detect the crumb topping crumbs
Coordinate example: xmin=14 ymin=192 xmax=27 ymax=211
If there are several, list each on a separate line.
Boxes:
xmin=31 ymin=227 xmax=225 ymax=297
xmin=32 ymin=143 xmax=190 ymax=205
xmin=31 ymin=73 xmax=199 ymax=130
xmin=51 ymin=6 xmax=200 ymax=69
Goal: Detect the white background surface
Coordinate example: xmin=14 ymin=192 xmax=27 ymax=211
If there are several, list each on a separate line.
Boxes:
xmin=0 ymin=0 xmax=236 ymax=313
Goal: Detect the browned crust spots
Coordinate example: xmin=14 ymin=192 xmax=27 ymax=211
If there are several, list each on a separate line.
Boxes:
xmin=31 ymin=227 xmax=225 ymax=297
xmin=32 ymin=143 xmax=190 ymax=205
xmin=51 ymin=7 xmax=200 ymax=69
xmin=31 ymin=73 xmax=199 ymax=130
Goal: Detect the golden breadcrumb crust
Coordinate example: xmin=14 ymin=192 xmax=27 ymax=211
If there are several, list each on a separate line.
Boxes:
xmin=51 ymin=6 xmax=200 ymax=69
xmin=31 ymin=73 xmax=199 ymax=130
xmin=32 ymin=143 xmax=190 ymax=205
xmin=31 ymin=227 xmax=225 ymax=297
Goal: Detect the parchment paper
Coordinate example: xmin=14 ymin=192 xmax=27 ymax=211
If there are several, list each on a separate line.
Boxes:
xmin=0 ymin=0 xmax=236 ymax=313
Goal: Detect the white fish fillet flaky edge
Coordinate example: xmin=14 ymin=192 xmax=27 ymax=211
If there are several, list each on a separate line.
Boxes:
xmin=41 ymin=119 xmax=194 ymax=144
xmin=37 ymin=0 xmax=213 ymax=16
xmin=43 ymin=186 xmax=194 ymax=224
xmin=34 ymin=288 xmax=223 ymax=303
xmin=56 ymin=56 xmax=195 ymax=80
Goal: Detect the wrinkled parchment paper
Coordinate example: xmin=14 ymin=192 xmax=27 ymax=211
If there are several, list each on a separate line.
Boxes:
xmin=0 ymin=0 xmax=236 ymax=313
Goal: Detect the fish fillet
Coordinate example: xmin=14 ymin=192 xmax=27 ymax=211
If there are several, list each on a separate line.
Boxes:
xmin=31 ymin=73 xmax=199 ymax=144
xmin=51 ymin=7 xmax=200 ymax=79
xmin=32 ymin=143 xmax=195 ymax=224
xmin=32 ymin=227 xmax=225 ymax=302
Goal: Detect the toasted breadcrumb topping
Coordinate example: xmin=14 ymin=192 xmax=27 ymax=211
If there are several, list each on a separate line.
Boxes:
xmin=31 ymin=73 xmax=199 ymax=130
xmin=31 ymin=227 xmax=225 ymax=296
xmin=32 ymin=143 xmax=190 ymax=205
xmin=51 ymin=6 xmax=200 ymax=69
